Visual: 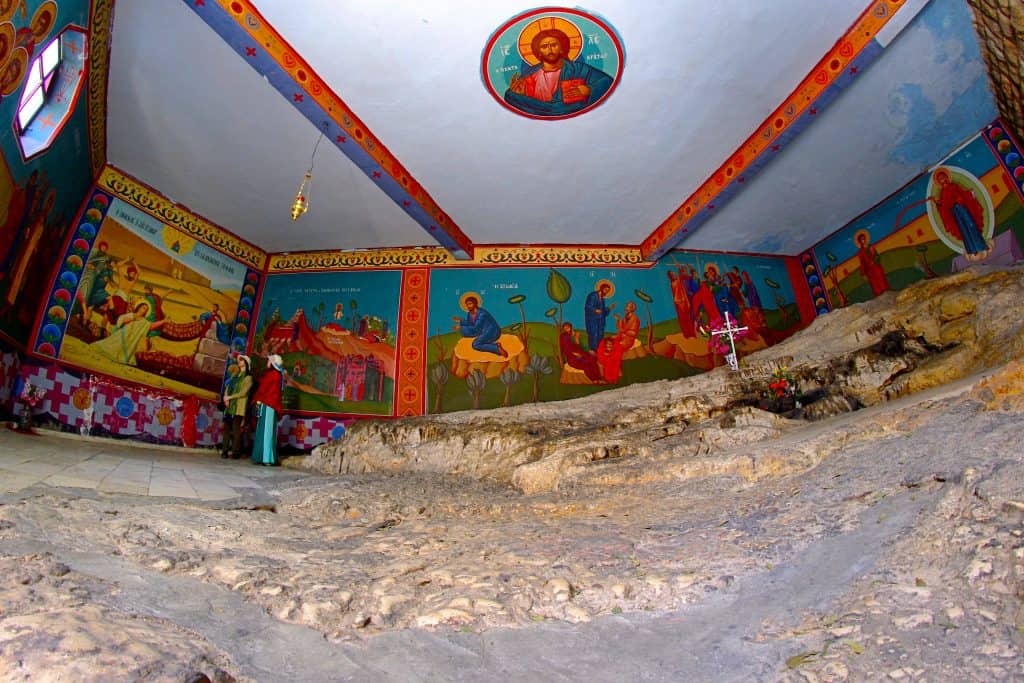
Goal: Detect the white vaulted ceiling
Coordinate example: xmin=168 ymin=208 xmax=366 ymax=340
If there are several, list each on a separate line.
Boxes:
xmin=104 ymin=0 xmax=997 ymax=256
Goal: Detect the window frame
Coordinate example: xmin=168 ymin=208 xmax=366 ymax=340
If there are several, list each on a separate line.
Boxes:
xmin=16 ymin=35 xmax=62 ymax=135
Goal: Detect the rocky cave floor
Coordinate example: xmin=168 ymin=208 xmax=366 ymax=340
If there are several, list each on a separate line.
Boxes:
xmin=1 ymin=268 xmax=1024 ymax=682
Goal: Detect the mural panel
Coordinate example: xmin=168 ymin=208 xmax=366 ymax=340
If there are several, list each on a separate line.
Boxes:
xmin=51 ymin=198 xmax=250 ymax=398
xmin=252 ymin=270 xmax=401 ymax=416
xmin=426 ymin=256 xmax=798 ymax=413
xmin=0 ymin=0 xmax=93 ymax=345
xmin=811 ymin=129 xmax=1024 ymax=308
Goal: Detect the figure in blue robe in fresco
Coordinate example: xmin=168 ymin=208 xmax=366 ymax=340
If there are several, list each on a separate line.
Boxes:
xmin=504 ymin=29 xmax=613 ymax=117
xmin=452 ymin=294 xmax=506 ymax=357
xmin=584 ymin=281 xmax=615 ymax=352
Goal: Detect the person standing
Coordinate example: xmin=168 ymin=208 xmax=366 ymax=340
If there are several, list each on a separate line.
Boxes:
xmin=220 ymin=354 xmax=253 ymax=460
xmin=251 ymin=354 xmax=285 ymax=466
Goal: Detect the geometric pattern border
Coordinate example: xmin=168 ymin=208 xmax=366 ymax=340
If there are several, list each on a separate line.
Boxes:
xmin=267 ymin=245 xmax=648 ymax=272
xmin=983 ymin=119 xmax=1024 ymax=203
xmin=186 ymin=0 xmax=474 ymax=259
xmin=98 ymin=166 xmax=268 ymax=269
xmin=87 ymin=0 xmax=114 ymax=179
xmin=641 ymin=0 xmax=912 ymax=260
xmin=395 ymin=268 xmax=429 ymax=417
xmin=32 ymin=189 xmax=114 ymax=360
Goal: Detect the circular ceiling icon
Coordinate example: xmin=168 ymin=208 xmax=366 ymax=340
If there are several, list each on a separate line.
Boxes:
xmin=482 ymin=7 xmax=624 ymax=120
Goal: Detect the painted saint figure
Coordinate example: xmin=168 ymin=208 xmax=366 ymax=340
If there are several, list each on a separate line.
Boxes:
xmin=141 ymin=284 xmax=166 ymax=350
xmin=505 ymin=28 xmax=614 ymax=117
xmin=452 ymin=293 xmax=507 ymax=357
xmin=667 ymin=269 xmax=695 ymax=337
xmin=855 ymin=229 xmax=889 ymax=297
xmin=612 ymin=300 xmax=640 ymax=349
xmin=75 ymin=240 xmax=113 ymax=324
xmin=89 ymin=301 xmax=168 ymax=365
xmin=596 ymin=337 xmax=625 ymax=383
xmin=931 ymin=168 xmax=990 ymax=258
xmin=559 ymin=322 xmax=604 ymax=383
xmin=584 ymin=280 xmax=615 ymax=352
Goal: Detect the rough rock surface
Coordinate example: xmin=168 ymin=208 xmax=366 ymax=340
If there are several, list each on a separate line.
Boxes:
xmin=307 ymin=266 xmax=1024 ymax=494
xmin=0 ymin=266 xmax=1023 ymax=681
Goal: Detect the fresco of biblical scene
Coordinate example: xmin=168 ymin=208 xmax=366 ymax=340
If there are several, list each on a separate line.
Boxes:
xmin=657 ymin=254 xmax=801 ymax=372
xmin=813 ymin=132 xmax=1024 ymax=308
xmin=252 ymin=270 xmax=400 ymax=416
xmin=426 ymin=258 xmax=798 ymax=413
xmin=59 ymin=199 xmax=247 ymax=398
xmin=482 ymin=8 xmax=624 ymax=120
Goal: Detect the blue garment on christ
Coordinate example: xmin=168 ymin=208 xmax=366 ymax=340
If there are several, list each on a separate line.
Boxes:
xmin=459 ymin=308 xmax=502 ymax=355
xmin=504 ymin=59 xmax=614 ymax=117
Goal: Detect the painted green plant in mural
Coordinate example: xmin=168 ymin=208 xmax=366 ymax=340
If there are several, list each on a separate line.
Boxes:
xmin=821 ymin=253 xmax=848 ymax=308
xmin=508 ymin=294 xmax=528 ymax=347
xmin=546 ymin=269 xmax=572 ymax=364
xmin=763 ymin=276 xmax=795 ymax=323
xmin=500 ymin=367 xmax=522 ymax=407
xmin=525 ymin=353 xmax=553 ymax=403
xmin=348 ymin=299 xmax=359 ymax=333
xmin=916 ymin=244 xmax=938 ymax=279
xmin=634 ymin=288 xmax=655 ymax=351
xmin=466 ymin=369 xmax=487 ymax=410
xmin=430 ymin=362 xmax=450 ymax=413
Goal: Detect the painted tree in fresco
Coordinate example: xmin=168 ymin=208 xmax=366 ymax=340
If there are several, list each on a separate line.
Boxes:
xmin=430 ymin=362 xmax=450 ymax=413
xmin=525 ymin=354 xmax=553 ymax=403
xmin=348 ymin=299 xmax=359 ymax=333
xmin=759 ymin=275 xmax=793 ymax=324
xmin=466 ymin=369 xmax=486 ymax=410
xmin=314 ymin=301 xmax=326 ymax=332
xmin=634 ymin=288 xmax=656 ymax=351
xmin=508 ymin=294 xmax=528 ymax=347
xmin=546 ymin=269 xmax=572 ymax=365
xmin=916 ymin=244 xmax=938 ymax=279
xmin=822 ymin=253 xmax=848 ymax=308
xmin=500 ymin=368 xmax=521 ymax=407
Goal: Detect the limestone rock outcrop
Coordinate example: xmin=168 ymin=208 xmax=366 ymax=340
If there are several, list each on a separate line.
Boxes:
xmin=304 ymin=266 xmax=1024 ymax=493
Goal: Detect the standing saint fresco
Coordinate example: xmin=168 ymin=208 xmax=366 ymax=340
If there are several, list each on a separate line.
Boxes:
xmin=584 ymin=280 xmax=615 ymax=352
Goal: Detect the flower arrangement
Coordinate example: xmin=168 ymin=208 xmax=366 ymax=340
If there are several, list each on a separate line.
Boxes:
xmin=16 ymin=381 xmax=43 ymax=431
xmin=19 ymin=381 xmax=42 ymax=412
xmin=700 ymin=316 xmax=750 ymax=356
xmin=768 ymin=367 xmax=796 ymax=398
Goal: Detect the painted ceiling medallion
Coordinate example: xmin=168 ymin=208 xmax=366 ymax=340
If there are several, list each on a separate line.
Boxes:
xmin=482 ymin=7 xmax=623 ymax=120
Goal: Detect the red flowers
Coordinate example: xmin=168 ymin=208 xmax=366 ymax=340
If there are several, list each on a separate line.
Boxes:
xmin=769 ymin=367 xmax=796 ymax=398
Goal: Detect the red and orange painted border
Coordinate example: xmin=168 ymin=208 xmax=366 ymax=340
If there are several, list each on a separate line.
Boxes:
xmin=641 ymin=0 xmax=912 ymax=260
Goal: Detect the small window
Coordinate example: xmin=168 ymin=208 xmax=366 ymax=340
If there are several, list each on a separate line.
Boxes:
xmin=16 ymin=37 xmax=60 ymax=133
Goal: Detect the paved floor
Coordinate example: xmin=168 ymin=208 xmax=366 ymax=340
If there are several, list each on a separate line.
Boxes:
xmin=0 ymin=426 xmax=303 ymax=500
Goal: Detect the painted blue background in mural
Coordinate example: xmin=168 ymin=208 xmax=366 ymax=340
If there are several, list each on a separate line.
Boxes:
xmin=253 ymin=270 xmax=402 ymax=415
xmin=0 ymin=0 xmax=92 ymax=345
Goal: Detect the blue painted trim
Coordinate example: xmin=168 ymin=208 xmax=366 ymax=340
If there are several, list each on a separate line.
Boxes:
xmin=184 ymin=1 xmax=470 ymax=257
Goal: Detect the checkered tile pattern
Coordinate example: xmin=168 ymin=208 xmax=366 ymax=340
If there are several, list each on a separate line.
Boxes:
xmin=18 ymin=365 xmax=223 ymax=446
xmin=194 ymin=401 xmax=223 ymax=447
xmin=280 ymin=415 xmax=350 ymax=450
xmin=14 ymin=363 xmax=349 ymax=451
